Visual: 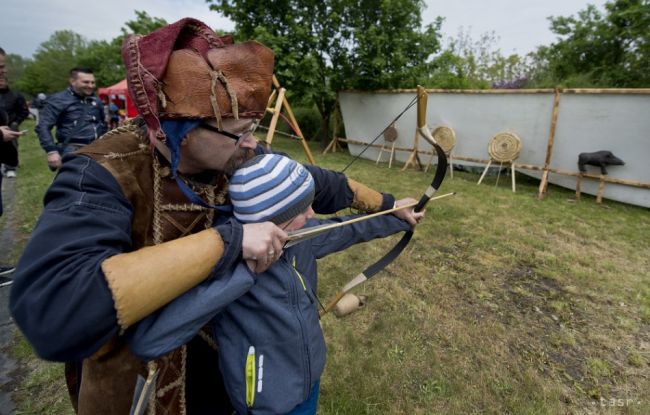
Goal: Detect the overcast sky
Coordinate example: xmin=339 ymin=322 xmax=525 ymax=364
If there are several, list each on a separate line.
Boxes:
xmin=2 ymin=0 xmax=607 ymax=58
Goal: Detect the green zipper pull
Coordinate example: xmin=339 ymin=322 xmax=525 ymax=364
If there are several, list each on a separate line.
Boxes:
xmin=245 ymin=346 xmax=256 ymax=407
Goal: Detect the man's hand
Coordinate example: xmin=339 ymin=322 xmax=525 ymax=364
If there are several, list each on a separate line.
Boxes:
xmin=242 ymin=222 xmax=288 ymax=273
xmin=0 ymin=126 xmax=21 ymax=142
xmin=47 ymin=151 xmax=62 ymax=170
xmin=392 ymin=197 xmax=425 ymax=226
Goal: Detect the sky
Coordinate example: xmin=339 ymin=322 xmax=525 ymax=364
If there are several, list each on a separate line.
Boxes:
xmin=2 ymin=0 xmax=608 ymax=58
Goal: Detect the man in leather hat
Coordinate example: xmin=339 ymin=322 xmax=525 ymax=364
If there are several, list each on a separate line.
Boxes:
xmin=10 ymin=19 xmax=421 ymax=414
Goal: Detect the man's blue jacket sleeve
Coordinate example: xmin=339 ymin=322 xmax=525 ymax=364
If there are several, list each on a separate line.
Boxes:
xmin=10 ymin=156 xmax=130 ymax=360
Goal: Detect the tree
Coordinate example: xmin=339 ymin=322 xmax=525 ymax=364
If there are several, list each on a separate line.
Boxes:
xmin=207 ymin=0 xmax=441 ymax=140
xmin=4 ymin=53 xmax=31 ymax=88
xmin=120 ymin=10 xmax=168 ymax=37
xmin=15 ymin=31 xmax=88 ymax=96
xmin=428 ymin=28 xmax=532 ymax=89
xmin=13 ymin=11 xmax=168 ymax=96
xmin=529 ymin=0 xmax=650 ymax=87
xmin=77 ymin=11 xmax=168 ymax=88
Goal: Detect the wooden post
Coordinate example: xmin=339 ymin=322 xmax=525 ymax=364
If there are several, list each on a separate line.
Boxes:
xmin=376 ymin=143 xmax=386 ymax=164
xmin=327 ymin=106 xmax=340 ymax=154
xmin=449 ymin=153 xmax=454 ymax=179
xmin=264 ymin=76 xmax=316 ymax=164
xmin=322 ymin=137 xmax=341 ymax=154
xmin=402 ymin=129 xmax=423 ymax=171
xmin=279 ymin=92 xmax=316 ymax=164
xmin=265 ymin=88 xmax=285 ymax=148
xmin=538 ymin=89 xmax=561 ymax=200
xmin=265 ymin=89 xmax=278 ymax=111
xmin=511 ymin=163 xmax=516 ymax=192
xmin=323 ymin=104 xmax=342 ymax=154
xmin=375 ymin=141 xmax=397 ymax=168
xmin=597 ymin=177 xmax=606 ymax=204
xmin=576 ymin=174 xmax=582 ymax=200
xmin=477 ymin=160 xmax=493 ymax=185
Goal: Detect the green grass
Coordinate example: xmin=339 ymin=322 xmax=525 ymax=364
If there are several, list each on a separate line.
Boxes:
xmin=7 ymin=128 xmax=650 ymax=414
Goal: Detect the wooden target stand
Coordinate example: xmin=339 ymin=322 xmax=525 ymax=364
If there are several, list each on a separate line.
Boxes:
xmin=263 ymin=75 xmax=316 ymax=164
xmin=322 ymin=102 xmax=343 ymax=154
xmin=477 ymin=132 xmax=522 ymax=192
xmin=401 ymin=127 xmax=426 ymax=171
xmin=424 ymin=126 xmax=456 ymax=177
xmin=375 ymin=123 xmax=399 ymax=168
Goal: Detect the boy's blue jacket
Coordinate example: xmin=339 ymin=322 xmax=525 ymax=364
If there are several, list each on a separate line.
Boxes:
xmin=128 ymin=213 xmax=410 ymax=414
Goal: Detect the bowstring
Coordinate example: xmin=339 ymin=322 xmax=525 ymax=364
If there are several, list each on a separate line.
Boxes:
xmin=340 ymin=95 xmax=419 ymax=173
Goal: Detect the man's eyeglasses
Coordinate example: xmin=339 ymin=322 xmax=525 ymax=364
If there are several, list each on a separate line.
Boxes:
xmin=199 ymin=122 xmax=256 ymax=142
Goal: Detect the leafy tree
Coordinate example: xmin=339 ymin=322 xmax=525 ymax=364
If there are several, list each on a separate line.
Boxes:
xmin=428 ymin=28 xmax=532 ymax=89
xmin=14 ymin=31 xmax=88 ymax=96
xmin=77 ymin=11 xmax=168 ymax=88
xmin=120 ymin=10 xmax=168 ymax=37
xmin=77 ymin=39 xmax=125 ymax=87
xmin=529 ymin=0 xmax=650 ymax=87
xmin=13 ymin=11 xmax=168 ymax=96
xmin=207 ymin=0 xmax=441 ymax=140
xmin=3 ymin=53 xmax=31 ymax=88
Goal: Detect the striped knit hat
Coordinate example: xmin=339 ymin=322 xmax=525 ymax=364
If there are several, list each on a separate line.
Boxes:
xmin=229 ymin=154 xmax=315 ymax=224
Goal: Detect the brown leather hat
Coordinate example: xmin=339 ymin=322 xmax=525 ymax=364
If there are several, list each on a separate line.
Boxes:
xmin=160 ymin=41 xmax=274 ymax=125
xmin=122 ymin=18 xmax=274 ymax=140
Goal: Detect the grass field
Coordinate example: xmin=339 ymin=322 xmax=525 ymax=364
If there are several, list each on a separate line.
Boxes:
xmin=7 ymin=121 xmax=650 ymax=414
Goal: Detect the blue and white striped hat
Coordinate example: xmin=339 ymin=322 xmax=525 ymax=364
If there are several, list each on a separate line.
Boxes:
xmin=229 ymin=154 xmax=315 ymax=224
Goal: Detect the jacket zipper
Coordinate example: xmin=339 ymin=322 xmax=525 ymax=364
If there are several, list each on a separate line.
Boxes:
xmin=284 ymin=257 xmax=312 ymax=400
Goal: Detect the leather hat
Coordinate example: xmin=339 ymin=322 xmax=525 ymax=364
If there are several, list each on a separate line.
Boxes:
xmin=122 ymin=18 xmax=274 ymax=141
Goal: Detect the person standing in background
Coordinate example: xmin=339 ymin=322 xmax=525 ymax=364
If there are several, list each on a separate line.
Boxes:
xmin=0 ymin=47 xmax=29 ymax=179
xmin=29 ymin=92 xmax=47 ymax=124
xmin=35 ymin=67 xmax=106 ymax=171
xmin=0 ymin=44 xmax=23 ymax=282
xmin=0 ymin=118 xmax=23 ymax=284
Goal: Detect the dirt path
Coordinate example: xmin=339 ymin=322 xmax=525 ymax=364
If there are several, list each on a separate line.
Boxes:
xmin=0 ymin=176 xmax=18 ymax=415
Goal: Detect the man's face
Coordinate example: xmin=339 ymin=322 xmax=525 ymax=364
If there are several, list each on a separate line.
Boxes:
xmin=178 ymin=118 xmax=258 ymax=175
xmin=70 ymin=72 xmax=96 ymax=97
xmin=0 ymin=54 xmax=6 ymax=78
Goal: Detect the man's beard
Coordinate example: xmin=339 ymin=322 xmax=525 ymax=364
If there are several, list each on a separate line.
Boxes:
xmin=223 ymin=147 xmax=255 ymax=175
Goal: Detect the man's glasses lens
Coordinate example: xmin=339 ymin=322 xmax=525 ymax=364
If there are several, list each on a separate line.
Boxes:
xmin=199 ymin=123 xmax=256 ymax=142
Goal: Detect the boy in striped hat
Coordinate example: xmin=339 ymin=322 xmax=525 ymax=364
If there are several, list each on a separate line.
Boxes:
xmin=129 ymin=153 xmax=424 ymax=414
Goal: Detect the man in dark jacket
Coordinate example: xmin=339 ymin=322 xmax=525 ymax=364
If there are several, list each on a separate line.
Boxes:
xmin=0 ymin=46 xmax=21 ymax=280
xmin=0 ymin=72 xmax=29 ymax=178
xmin=35 ymin=67 xmax=107 ymax=170
xmin=0 ymin=112 xmax=23 ymax=282
xmin=10 ymin=19 xmax=421 ymax=414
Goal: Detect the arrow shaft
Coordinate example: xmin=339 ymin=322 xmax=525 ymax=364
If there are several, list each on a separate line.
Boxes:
xmin=285 ymin=192 xmax=455 ymax=248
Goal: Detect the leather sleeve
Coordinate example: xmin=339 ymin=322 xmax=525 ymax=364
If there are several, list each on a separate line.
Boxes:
xmin=303 ymin=163 xmax=395 ymax=214
xmin=102 ymin=228 xmax=225 ymax=330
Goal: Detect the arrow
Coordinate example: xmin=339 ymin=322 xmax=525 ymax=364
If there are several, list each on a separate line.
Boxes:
xmin=285 ymin=192 xmax=455 ymax=248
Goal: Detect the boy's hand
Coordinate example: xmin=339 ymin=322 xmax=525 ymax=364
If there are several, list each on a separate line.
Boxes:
xmin=392 ymin=197 xmax=425 ymax=226
xmin=242 ymin=222 xmax=287 ymax=273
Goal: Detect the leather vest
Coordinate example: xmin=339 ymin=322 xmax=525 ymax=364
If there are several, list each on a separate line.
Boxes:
xmin=72 ymin=122 xmax=230 ymax=414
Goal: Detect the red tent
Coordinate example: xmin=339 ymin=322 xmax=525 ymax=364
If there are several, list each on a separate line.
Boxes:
xmin=98 ymin=79 xmax=138 ymax=118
